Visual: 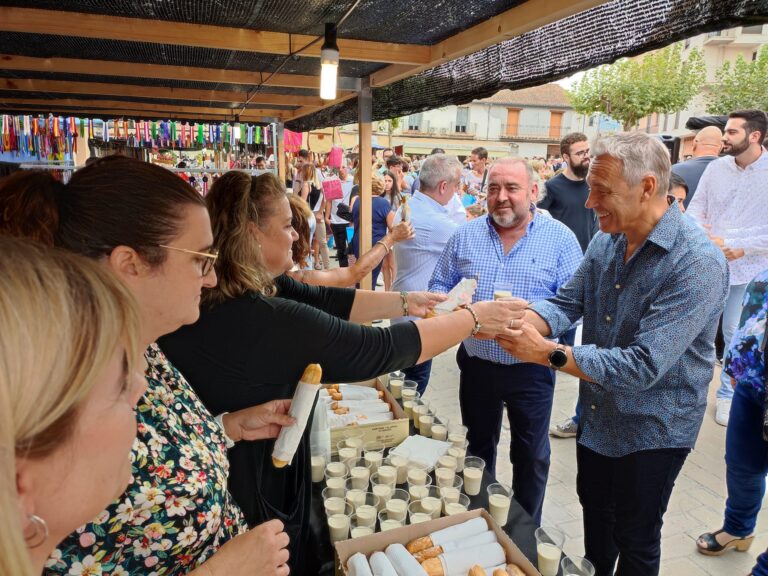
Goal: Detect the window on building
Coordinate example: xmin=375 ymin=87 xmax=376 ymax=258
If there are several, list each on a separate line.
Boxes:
xmin=455 ymin=107 xmax=469 ymax=133
xmin=408 ymin=113 xmax=423 ymax=131
xmin=505 ymin=108 xmax=520 ymax=136
xmin=742 ymin=24 xmax=764 ymax=34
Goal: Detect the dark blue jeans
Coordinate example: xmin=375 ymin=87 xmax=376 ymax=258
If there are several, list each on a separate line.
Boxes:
xmin=724 ymin=382 xmax=768 ymax=575
xmin=457 ymin=345 xmax=555 ymax=524
xmin=404 ymin=359 xmax=432 ymax=396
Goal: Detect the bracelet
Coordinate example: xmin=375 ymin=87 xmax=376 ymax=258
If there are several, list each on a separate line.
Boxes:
xmin=399 ymin=291 xmax=409 ymax=317
xmin=376 ymin=240 xmax=391 ymax=254
xmin=461 ymin=304 xmax=482 ymax=337
xmin=214 ymin=413 xmax=236 ymax=449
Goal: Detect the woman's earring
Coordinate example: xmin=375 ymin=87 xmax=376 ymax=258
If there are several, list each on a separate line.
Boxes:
xmin=24 ymin=514 xmax=49 ymax=548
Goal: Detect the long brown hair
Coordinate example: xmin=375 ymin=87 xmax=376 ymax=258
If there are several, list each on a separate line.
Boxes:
xmin=204 ymin=171 xmax=285 ymax=303
xmin=288 ymin=194 xmax=312 ymax=269
xmin=0 ymin=156 xmax=205 ymax=264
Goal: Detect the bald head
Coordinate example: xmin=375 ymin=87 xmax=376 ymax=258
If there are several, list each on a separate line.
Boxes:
xmin=692 ymin=126 xmax=723 ymax=157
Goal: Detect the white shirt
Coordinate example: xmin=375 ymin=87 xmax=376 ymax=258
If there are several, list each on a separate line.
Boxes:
xmin=687 ymin=151 xmax=768 ymax=285
xmin=330 ymin=177 xmax=354 ymax=225
xmin=391 ymin=191 xmax=466 ymax=322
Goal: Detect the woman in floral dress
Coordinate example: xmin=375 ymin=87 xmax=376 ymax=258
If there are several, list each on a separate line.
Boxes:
xmin=0 ymin=157 xmax=292 ymax=576
xmin=697 ymin=268 xmax=768 ymax=576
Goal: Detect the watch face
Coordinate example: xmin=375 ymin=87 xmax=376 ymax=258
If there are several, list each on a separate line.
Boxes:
xmin=549 ymin=348 xmax=568 ymax=368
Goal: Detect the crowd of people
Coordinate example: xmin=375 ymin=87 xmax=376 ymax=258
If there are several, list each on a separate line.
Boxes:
xmin=0 ymin=107 xmax=766 ymax=576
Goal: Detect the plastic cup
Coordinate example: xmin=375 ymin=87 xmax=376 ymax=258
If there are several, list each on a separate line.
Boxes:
xmin=325 ymin=461 xmax=347 ymax=478
xmin=389 ymin=371 xmax=405 ymax=399
xmin=401 ymin=380 xmax=418 ymax=403
xmin=561 ymin=556 xmax=596 ymax=576
xmin=415 ymin=485 xmax=442 ymax=519
xmin=371 ymin=482 xmax=393 ymax=510
xmin=323 ymin=495 xmax=347 ymax=517
xmin=462 ymin=456 xmax=485 ymax=496
xmin=493 ymin=283 xmax=514 ymax=301
xmin=408 ymin=500 xmax=434 ymax=524
xmin=385 ymin=488 xmax=410 ymax=521
xmin=535 ymin=526 xmax=566 ymax=576
xmin=406 ymin=461 xmax=431 ymax=487
xmin=487 ymin=483 xmax=512 ymax=527
xmin=412 ymin=403 xmax=430 ymax=431
xmin=344 ymin=479 xmax=367 ymax=509
xmin=431 ymin=422 xmax=448 ymax=441
xmin=419 ymin=412 xmax=435 ymax=437
xmin=437 ymin=454 xmax=458 ymax=472
xmin=311 ymin=454 xmax=327 ymax=483
xmin=363 ymin=441 xmax=385 ymax=473
xmin=443 ymin=493 xmax=470 ymax=516
xmin=345 ymin=458 xmax=372 ymax=490
xmin=327 ymin=501 xmax=354 ymax=543
xmin=434 ymin=466 xmax=456 ymax=488
xmin=354 ymin=493 xmax=380 ymax=526
xmin=341 ymin=431 xmax=365 ymax=457
xmin=374 ymin=465 xmax=397 ymax=487
xmin=386 ymin=453 xmax=409 ymax=484
xmin=324 ymin=474 xmax=347 ymax=498
xmin=448 ymin=439 xmax=468 ymax=472
xmin=403 ymin=398 xmax=417 ymax=419
xmin=448 ymin=424 xmax=468 ymax=448
xmin=378 ymin=509 xmax=404 ymax=531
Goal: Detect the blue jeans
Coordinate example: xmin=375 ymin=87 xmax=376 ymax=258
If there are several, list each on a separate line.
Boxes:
xmin=404 ymin=359 xmax=432 ymax=396
xmin=718 ymin=284 xmax=748 ymax=400
xmin=723 ymin=383 xmax=768 ymax=575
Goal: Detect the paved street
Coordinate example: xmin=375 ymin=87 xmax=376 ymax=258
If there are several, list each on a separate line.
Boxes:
xmin=419 ymin=344 xmax=762 ymax=576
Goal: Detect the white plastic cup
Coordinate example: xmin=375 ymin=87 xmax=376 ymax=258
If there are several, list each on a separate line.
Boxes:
xmin=462 ymin=456 xmax=485 ymax=496
xmin=535 ymin=526 xmax=566 ymax=576
xmin=487 ymin=482 xmax=512 ymax=527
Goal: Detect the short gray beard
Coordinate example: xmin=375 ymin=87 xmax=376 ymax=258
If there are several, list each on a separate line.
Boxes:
xmin=491 ymin=211 xmax=519 ymax=228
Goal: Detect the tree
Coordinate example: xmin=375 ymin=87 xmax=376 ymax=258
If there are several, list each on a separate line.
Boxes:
xmin=707 ymin=45 xmax=768 ymax=114
xmin=568 ymin=43 xmax=705 ymax=130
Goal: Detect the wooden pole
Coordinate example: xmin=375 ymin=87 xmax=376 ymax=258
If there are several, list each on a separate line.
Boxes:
xmin=276 ymin=122 xmax=286 ymax=184
xmin=358 ymin=78 xmax=373 ymax=291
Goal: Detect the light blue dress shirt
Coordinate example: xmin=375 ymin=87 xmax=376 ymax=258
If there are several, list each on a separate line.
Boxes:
xmin=532 ymin=205 xmax=729 ymax=457
xmin=429 ymin=212 xmax=582 ymax=364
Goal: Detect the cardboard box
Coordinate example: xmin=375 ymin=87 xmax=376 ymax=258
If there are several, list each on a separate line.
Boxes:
xmin=334 ymin=508 xmax=542 ymax=576
xmin=329 ymin=378 xmax=409 ymax=455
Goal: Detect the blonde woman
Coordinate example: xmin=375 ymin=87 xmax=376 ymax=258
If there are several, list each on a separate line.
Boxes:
xmin=0 ymin=238 xmax=144 ymax=576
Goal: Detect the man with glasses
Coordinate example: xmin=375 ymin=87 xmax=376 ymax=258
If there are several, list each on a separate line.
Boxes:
xmin=539 ymin=132 xmax=596 ymax=439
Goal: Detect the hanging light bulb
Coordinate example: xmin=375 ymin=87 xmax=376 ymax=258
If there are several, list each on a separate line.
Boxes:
xmin=320 ymin=23 xmax=339 ymax=101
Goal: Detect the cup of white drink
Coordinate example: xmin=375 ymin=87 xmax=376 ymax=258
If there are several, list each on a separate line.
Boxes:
xmin=443 ymin=492 xmax=470 ymax=516
xmin=487 ymin=482 xmax=512 ymax=527
xmin=378 ymin=509 xmax=404 ymax=531
xmin=327 ymin=501 xmax=354 ymax=543
xmin=561 ymin=555 xmax=596 ymax=576
xmin=363 ymin=441 xmax=385 ymax=473
xmin=386 ymin=453 xmax=409 ymax=484
xmin=388 ymin=371 xmax=405 ymax=399
xmin=408 ymin=500 xmax=433 ymax=524
xmin=311 ymin=453 xmax=327 ymax=483
xmin=535 ymin=526 xmax=566 ymax=576
xmin=462 ymin=456 xmax=486 ymax=496
xmin=431 ymin=421 xmax=448 ymax=441
xmin=385 ymin=488 xmax=410 ymax=521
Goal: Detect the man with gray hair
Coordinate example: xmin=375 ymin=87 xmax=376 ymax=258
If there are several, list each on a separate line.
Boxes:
xmin=391 ymin=154 xmax=466 ymax=393
xmin=429 ymin=156 xmax=582 ymax=524
xmin=498 ymin=132 xmax=728 ymax=575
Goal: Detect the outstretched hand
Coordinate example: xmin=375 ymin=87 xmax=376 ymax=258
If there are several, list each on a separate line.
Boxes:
xmin=407 ymin=291 xmax=448 ymax=318
xmin=224 ymin=399 xmax=295 ymax=443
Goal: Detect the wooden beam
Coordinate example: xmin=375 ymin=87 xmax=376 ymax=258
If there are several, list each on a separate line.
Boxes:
xmin=357 ymin=79 xmax=373 ymax=291
xmin=286 ymin=91 xmax=360 ymax=123
xmin=0 ymin=98 xmax=289 ymax=120
xmin=0 ymin=7 xmax=431 ymax=65
xmin=370 ymin=0 xmax=607 ymax=87
xmin=0 ymin=77 xmax=321 ymax=107
xmin=0 ymin=54 xmax=347 ymax=91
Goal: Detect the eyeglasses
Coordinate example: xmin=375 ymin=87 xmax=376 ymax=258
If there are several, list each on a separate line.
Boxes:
xmin=570 ymin=149 xmax=590 ymax=158
xmin=158 ymin=244 xmax=218 ymax=276
xmin=666 ymin=195 xmax=685 ymax=207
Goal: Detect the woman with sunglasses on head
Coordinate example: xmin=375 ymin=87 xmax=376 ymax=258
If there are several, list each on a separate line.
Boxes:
xmin=0 ymin=239 xmax=143 ymax=576
xmin=0 ymin=158 xmax=292 ymax=576
xmin=159 ymin=171 xmax=528 ymax=575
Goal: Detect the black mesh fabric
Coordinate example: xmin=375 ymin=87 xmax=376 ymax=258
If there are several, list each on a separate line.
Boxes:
xmin=287 ymin=0 xmax=768 ymax=131
xmin=0 ymin=0 xmax=521 ymax=44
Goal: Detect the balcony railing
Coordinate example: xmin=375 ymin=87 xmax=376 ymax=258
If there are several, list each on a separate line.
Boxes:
xmin=499 ymin=124 xmax=566 ymax=141
xmin=400 ymin=122 xmax=477 ymax=137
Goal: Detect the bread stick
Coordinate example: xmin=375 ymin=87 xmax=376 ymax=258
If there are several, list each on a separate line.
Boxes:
xmin=272 ymin=364 xmax=322 ymax=467
xmin=468 ymin=567 xmax=486 ymax=576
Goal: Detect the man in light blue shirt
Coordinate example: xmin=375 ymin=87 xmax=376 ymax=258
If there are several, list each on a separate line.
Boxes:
xmin=429 ymin=157 xmax=582 ymax=524
xmin=498 ymin=132 xmax=728 ymax=575
xmin=392 ymin=154 xmax=466 ymax=393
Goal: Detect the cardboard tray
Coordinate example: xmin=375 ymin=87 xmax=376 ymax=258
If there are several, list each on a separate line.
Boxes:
xmin=329 ymin=378 xmax=409 ymax=455
xmin=334 ymin=508 xmax=542 ymax=575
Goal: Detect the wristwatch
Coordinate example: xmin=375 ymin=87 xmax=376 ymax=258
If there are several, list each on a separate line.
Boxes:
xmin=548 ymin=344 xmax=568 ymax=370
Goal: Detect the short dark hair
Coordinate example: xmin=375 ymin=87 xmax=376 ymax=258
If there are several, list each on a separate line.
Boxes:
xmin=669 ymin=172 xmax=689 ymax=196
xmin=729 ymin=109 xmax=768 ymax=143
xmin=430 ymin=147 xmax=445 ymax=155
xmin=382 ymin=147 xmax=393 ymax=155
xmin=255 ymin=156 xmax=265 ymax=163
xmin=471 ymin=147 xmax=488 ymax=160
xmin=298 ymin=149 xmax=310 ymax=159
xmin=560 ymin=132 xmax=589 ymax=156
xmin=386 ymin=155 xmax=403 ymax=168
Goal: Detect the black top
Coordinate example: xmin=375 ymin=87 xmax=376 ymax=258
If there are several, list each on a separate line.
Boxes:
xmin=158 ymin=275 xmax=421 ymax=575
xmin=538 ymin=173 xmax=598 ymax=253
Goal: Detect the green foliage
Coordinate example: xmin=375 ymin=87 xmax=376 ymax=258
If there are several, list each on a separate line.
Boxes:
xmin=707 ymin=45 xmax=768 ymax=114
xmin=568 ymin=44 xmax=705 ymax=130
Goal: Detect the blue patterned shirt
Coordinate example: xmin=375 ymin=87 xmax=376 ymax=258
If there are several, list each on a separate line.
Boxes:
xmin=429 ymin=211 xmax=582 ymax=365
xmin=533 ymin=206 xmax=729 ymax=457
xmin=724 ymin=269 xmax=768 ymax=393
